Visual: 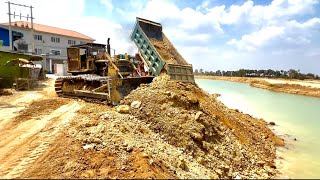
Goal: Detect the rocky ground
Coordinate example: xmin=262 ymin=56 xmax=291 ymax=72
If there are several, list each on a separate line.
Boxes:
xmin=196 ymin=75 xmax=320 ymax=98
xmin=0 ymin=76 xmax=285 ymax=179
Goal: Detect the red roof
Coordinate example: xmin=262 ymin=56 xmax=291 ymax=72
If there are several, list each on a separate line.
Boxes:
xmin=1 ymin=21 xmax=95 ymax=41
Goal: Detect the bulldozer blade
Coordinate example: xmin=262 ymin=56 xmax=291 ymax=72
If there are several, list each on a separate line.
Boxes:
xmin=74 ymin=90 xmax=110 ymax=100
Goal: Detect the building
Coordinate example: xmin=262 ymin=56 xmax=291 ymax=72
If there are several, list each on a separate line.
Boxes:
xmin=0 ymin=21 xmax=95 ymax=74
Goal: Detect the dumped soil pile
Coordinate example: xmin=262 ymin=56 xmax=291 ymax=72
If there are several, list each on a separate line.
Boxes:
xmin=22 ymin=103 xmax=176 ymax=179
xmin=20 ymin=76 xmax=284 ymax=179
xmin=150 ymin=33 xmax=188 ymax=65
xmin=120 ymin=75 xmax=284 ymax=178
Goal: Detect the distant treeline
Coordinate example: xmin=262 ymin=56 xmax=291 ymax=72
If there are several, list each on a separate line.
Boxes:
xmin=194 ymin=69 xmax=320 ymax=80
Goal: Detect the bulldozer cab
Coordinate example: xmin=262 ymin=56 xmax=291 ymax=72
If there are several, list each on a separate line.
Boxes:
xmin=67 ymin=43 xmax=107 ymax=74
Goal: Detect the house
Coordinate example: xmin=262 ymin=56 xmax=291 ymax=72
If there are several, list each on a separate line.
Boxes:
xmin=0 ymin=21 xmax=95 ymax=74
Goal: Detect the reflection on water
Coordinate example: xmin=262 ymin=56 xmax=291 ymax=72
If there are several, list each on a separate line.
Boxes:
xmin=196 ymin=78 xmax=320 ymax=179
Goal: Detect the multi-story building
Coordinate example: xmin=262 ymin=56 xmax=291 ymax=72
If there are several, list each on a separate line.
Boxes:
xmin=0 ymin=21 xmax=95 ymax=74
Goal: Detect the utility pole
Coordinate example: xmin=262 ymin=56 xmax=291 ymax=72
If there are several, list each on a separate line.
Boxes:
xmin=6 ymin=1 xmax=35 ymax=53
xmin=7 ymin=1 xmax=12 ymax=50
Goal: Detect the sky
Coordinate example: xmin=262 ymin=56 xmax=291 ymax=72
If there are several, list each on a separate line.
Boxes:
xmin=0 ymin=0 xmax=320 ymax=74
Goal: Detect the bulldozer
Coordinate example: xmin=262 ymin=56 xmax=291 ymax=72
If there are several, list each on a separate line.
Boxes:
xmin=54 ymin=17 xmax=195 ymax=104
xmin=54 ymin=39 xmax=154 ymax=104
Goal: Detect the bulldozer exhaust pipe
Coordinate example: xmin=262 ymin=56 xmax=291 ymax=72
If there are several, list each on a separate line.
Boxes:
xmin=107 ymin=38 xmax=111 ymax=55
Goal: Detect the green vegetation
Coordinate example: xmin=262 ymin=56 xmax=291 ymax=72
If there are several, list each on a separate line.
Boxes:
xmin=0 ymin=40 xmax=3 ymax=47
xmin=194 ymin=68 xmax=320 ymax=80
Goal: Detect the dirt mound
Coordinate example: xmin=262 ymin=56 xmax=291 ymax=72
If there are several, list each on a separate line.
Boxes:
xmin=150 ymin=33 xmax=188 ymax=65
xmin=20 ymin=76 xmax=284 ymax=179
xmin=21 ymin=103 xmax=176 ymax=179
xmin=119 ymin=75 xmax=283 ymax=178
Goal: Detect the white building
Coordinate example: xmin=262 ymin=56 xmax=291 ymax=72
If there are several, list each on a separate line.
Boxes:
xmin=0 ymin=21 xmax=95 ymax=74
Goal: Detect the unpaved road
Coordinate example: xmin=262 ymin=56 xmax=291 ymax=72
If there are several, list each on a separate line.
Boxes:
xmin=0 ymin=81 xmax=82 ymax=178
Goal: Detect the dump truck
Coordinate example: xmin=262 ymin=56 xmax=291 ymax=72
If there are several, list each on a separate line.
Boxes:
xmin=131 ymin=17 xmax=195 ymax=83
xmin=0 ymin=50 xmax=43 ymax=90
xmin=54 ymin=17 xmax=194 ymax=104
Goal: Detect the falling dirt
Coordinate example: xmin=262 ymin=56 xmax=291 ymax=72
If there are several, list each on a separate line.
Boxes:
xmin=149 ymin=33 xmax=189 ymax=65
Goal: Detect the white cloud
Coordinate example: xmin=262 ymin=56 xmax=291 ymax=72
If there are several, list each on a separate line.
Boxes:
xmin=227 ymin=26 xmax=285 ymax=50
xmin=100 ymin=0 xmax=113 ymax=12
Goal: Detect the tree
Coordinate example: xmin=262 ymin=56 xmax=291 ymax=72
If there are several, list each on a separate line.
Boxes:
xmin=194 ymin=69 xmax=199 ymax=74
xmin=216 ymin=70 xmax=222 ymax=76
xmin=239 ymin=69 xmax=246 ymax=77
xmin=0 ymin=40 xmax=3 ymax=47
xmin=199 ymin=69 xmax=204 ymax=74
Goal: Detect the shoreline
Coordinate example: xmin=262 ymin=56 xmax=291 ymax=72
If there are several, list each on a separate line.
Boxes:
xmin=195 ymin=75 xmax=320 ymax=98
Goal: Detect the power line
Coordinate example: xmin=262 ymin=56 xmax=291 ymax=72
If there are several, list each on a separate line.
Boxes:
xmin=6 ymin=1 xmax=35 ymax=52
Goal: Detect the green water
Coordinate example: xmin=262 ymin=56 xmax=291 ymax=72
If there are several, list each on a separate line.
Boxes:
xmin=196 ymin=78 xmax=320 ymax=179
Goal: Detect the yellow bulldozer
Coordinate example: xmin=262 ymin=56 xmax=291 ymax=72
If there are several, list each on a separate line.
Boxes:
xmin=54 ymin=39 xmax=153 ymax=104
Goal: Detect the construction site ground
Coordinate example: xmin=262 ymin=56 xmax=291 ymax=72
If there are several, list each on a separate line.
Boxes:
xmin=0 ymin=76 xmax=285 ymax=179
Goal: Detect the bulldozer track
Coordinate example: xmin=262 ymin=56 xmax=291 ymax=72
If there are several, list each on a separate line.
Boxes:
xmin=54 ymin=76 xmax=112 ymax=105
xmin=0 ymin=102 xmax=82 ymax=178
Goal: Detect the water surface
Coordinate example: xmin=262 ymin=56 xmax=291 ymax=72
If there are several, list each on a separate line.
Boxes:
xmin=196 ymin=78 xmax=320 ymax=178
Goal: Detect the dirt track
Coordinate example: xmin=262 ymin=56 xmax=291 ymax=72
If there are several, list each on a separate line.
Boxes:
xmin=0 ymin=81 xmax=82 ymax=178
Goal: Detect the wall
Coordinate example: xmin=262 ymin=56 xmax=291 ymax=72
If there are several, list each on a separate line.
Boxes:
xmin=0 ymin=25 xmax=94 ymax=60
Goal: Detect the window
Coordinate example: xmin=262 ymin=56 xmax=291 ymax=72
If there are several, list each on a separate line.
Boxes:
xmin=51 ymin=37 xmax=60 ymax=43
xmin=80 ymin=41 xmax=86 ymax=44
xmin=68 ymin=40 xmax=76 ymax=45
xmin=34 ymin=35 xmax=42 ymax=41
xmin=35 ymin=48 xmax=42 ymax=55
xmin=51 ymin=49 xmax=61 ymax=55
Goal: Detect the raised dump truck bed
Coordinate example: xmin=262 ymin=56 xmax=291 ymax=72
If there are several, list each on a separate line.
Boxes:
xmin=131 ymin=17 xmax=195 ymax=83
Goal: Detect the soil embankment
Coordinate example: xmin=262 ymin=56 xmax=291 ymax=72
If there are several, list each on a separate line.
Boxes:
xmin=1 ymin=77 xmax=284 ymax=179
xmin=196 ymin=75 xmax=320 ymax=98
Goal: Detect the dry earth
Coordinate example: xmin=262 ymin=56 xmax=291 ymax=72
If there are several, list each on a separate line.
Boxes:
xmin=0 ymin=76 xmax=285 ymax=179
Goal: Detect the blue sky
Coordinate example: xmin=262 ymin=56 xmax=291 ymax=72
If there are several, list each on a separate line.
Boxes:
xmin=1 ymin=0 xmax=319 ymax=74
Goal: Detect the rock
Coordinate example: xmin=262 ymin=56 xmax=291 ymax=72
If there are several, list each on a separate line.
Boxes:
xmin=194 ymin=111 xmax=202 ymax=121
xmin=131 ymin=101 xmax=141 ymax=109
xmin=235 ymin=175 xmax=241 ymax=179
xmin=91 ymin=138 xmax=102 ymax=144
xmin=178 ymin=160 xmax=189 ymax=172
xmin=269 ymin=122 xmax=276 ymax=125
xmin=164 ymin=91 xmax=171 ymax=96
xmin=83 ymin=144 xmax=94 ymax=150
xmin=294 ymin=138 xmax=297 ymax=141
xmin=215 ymin=169 xmax=223 ymax=175
xmin=190 ymin=132 xmax=203 ymax=141
xmin=116 ymin=105 xmax=130 ymax=113
xmin=257 ymin=160 xmax=265 ymax=166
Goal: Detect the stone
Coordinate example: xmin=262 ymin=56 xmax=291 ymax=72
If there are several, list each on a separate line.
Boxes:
xmin=116 ymin=105 xmax=130 ymax=113
xmin=83 ymin=144 xmax=94 ymax=150
xmin=269 ymin=122 xmax=276 ymax=125
xmin=131 ymin=101 xmax=141 ymax=109
xmin=190 ymin=132 xmax=203 ymax=141
xmin=194 ymin=111 xmax=203 ymax=121
xmin=91 ymin=138 xmax=102 ymax=144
